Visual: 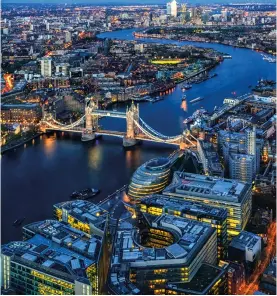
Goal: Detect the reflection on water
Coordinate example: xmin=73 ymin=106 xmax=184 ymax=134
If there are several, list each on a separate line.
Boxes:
xmin=43 ymin=135 xmax=57 ymax=156
xmin=125 ymin=148 xmax=142 ymax=169
xmin=181 ymin=100 xmax=188 ymax=112
xmin=88 ymin=143 xmax=102 ymax=170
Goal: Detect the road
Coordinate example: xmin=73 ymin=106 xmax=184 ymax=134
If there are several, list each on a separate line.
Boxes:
xmin=242 ymin=221 xmax=276 ymax=295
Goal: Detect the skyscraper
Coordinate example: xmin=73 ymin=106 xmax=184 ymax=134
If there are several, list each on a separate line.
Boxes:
xmin=167 ymin=0 xmax=177 ymax=18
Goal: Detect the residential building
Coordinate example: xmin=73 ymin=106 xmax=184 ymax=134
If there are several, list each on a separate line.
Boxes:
xmin=40 ymin=58 xmax=52 ymax=77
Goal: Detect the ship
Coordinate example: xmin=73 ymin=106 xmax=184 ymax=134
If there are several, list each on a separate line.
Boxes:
xmin=182 ymin=84 xmax=192 ymax=90
xmin=13 ymin=217 xmax=25 ymax=227
xmin=148 ymin=96 xmax=164 ymax=103
xmin=71 ymin=188 xmax=100 ymax=200
xmin=223 ymin=55 xmax=232 ymax=59
xmin=182 ymin=94 xmax=187 ymax=101
xmin=190 ymin=97 xmax=203 ymax=103
xmin=210 ymin=73 xmax=218 ymax=78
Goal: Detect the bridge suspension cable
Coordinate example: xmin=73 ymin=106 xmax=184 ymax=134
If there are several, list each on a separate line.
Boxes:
xmin=138 ymin=117 xmax=182 ymax=140
xmin=134 ymin=120 xmax=182 ymax=143
xmin=42 ymin=115 xmax=85 ymax=130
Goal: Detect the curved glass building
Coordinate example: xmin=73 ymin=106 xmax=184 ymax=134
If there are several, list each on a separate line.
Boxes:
xmin=128 ymin=157 xmax=171 ymax=199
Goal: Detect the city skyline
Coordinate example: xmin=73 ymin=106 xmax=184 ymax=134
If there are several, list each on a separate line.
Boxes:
xmin=1 ymin=1 xmax=276 ymax=295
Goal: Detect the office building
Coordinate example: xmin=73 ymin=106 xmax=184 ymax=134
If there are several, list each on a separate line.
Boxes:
xmin=163 ymin=172 xmax=252 ymax=239
xmin=128 ymin=157 xmax=172 ymax=199
xmin=40 ymin=57 xmax=52 ymax=77
xmin=228 ymin=231 xmax=262 ymax=277
xmin=53 ymin=200 xmax=108 ymax=237
xmin=1 ymin=218 xmax=109 ymax=295
xmin=138 ymin=194 xmax=228 ymax=259
xmin=165 ymin=263 xmax=228 ymax=295
xmin=220 ymin=128 xmax=262 ymax=181
xmin=108 ymin=214 xmax=217 ymax=294
xmin=167 ymin=0 xmax=177 ymax=18
xmin=229 ymin=153 xmax=256 ymax=183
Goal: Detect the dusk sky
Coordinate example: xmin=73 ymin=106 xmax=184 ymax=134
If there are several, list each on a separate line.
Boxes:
xmin=2 ymin=0 xmax=276 ymax=4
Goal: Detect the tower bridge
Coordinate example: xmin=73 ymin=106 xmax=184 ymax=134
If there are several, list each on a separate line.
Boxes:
xmin=40 ymin=98 xmax=197 ymax=149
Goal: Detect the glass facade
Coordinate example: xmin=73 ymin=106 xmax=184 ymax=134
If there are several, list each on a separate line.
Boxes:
xmin=163 ymin=172 xmax=252 ymax=239
xmin=128 ymin=158 xmax=172 ymax=199
xmin=139 ymin=195 xmax=228 ymax=259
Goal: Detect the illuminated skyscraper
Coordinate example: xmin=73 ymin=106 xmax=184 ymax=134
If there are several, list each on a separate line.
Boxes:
xmin=167 ymin=0 xmax=177 ymax=18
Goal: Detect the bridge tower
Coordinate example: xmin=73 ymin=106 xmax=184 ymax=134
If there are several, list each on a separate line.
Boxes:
xmin=123 ymin=101 xmax=139 ymax=147
xmin=81 ymin=98 xmax=98 ymax=142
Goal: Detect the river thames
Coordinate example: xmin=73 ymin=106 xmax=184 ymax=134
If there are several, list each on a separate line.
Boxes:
xmin=1 ymin=29 xmax=275 ymax=243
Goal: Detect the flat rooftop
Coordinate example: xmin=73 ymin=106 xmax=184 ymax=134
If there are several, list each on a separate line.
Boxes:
xmin=2 ymin=233 xmax=94 ymax=284
xmin=230 ymin=153 xmax=256 ymax=162
xmin=109 ymin=215 xmax=215 ymax=295
xmin=229 ymin=231 xmax=261 ymax=251
xmin=140 ymin=194 xmax=227 ymax=221
xmin=114 ymin=213 xmax=215 ymax=265
xmin=23 ymin=219 xmax=103 ymax=263
xmin=163 ymin=172 xmax=250 ymax=203
xmin=54 ymin=200 xmax=107 ymax=231
xmin=166 ymin=263 xmax=226 ymax=294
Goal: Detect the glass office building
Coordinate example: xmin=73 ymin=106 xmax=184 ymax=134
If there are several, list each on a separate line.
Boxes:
xmin=128 ymin=157 xmax=172 ymax=199
xmin=139 ymin=194 xmax=228 ymax=259
xmin=1 ymin=218 xmax=108 ymax=295
xmin=108 ymin=213 xmax=218 ymax=295
xmin=163 ymin=172 xmax=252 ymax=239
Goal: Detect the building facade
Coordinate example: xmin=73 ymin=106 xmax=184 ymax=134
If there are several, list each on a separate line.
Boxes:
xmin=128 ymin=157 xmax=172 ymax=199
xmin=108 ymin=214 xmax=217 ymax=294
xmin=163 ymin=172 xmax=252 ymax=239
xmin=138 ymin=194 xmax=228 ymax=259
xmin=1 ymin=103 xmax=42 ymax=124
xmin=40 ymin=58 xmax=52 ymax=77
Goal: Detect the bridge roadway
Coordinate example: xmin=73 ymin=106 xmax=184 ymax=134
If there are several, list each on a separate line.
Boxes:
xmin=96 ymin=130 xmax=181 ymax=146
xmin=43 ymin=126 xmax=182 ymax=146
xmin=91 ymin=110 xmax=126 ymax=119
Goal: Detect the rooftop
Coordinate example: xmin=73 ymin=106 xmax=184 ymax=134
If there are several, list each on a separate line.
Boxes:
xmin=114 ymin=213 xmax=215 ymax=265
xmin=229 ymin=231 xmax=261 ymax=251
xmin=2 ymin=225 xmax=98 ymax=285
xmin=163 ymin=172 xmax=250 ymax=203
xmin=109 ymin=214 xmax=215 ymax=294
xmin=54 ymin=200 xmax=108 ymax=231
xmin=23 ymin=220 xmax=103 ymax=263
xmin=140 ymin=194 xmax=227 ymax=221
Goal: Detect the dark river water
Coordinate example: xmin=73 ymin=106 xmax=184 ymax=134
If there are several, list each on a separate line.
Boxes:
xmin=1 ymin=29 xmax=275 ymax=244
